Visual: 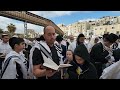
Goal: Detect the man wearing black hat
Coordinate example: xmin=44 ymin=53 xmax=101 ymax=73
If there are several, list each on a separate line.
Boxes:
xmin=90 ymin=33 xmax=119 ymax=77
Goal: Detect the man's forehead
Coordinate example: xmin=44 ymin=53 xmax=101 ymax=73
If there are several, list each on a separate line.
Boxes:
xmin=45 ymin=26 xmax=54 ymax=29
xmin=45 ymin=29 xmax=55 ymax=34
xmin=46 ymin=32 xmax=56 ymax=35
xmin=4 ymin=36 xmax=9 ymax=38
xmin=44 ymin=26 xmax=55 ymax=32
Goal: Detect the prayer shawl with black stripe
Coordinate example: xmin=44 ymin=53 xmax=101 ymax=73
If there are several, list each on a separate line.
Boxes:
xmin=28 ymin=41 xmax=63 ymax=79
xmin=100 ymin=59 xmax=120 ymax=79
xmin=1 ymin=51 xmax=28 ymax=79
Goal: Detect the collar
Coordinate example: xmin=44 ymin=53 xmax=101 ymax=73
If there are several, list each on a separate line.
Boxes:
xmin=10 ymin=51 xmax=20 ymax=56
xmin=40 ymin=41 xmax=51 ymax=53
xmin=1 ymin=41 xmax=9 ymax=45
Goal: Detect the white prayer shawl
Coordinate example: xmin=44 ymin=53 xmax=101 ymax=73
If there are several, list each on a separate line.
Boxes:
xmin=87 ymin=43 xmax=94 ymax=53
xmin=101 ymin=42 xmax=115 ymax=67
xmin=28 ymin=41 xmax=63 ymax=79
xmin=87 ymin=37 xmax=96 ymax=53
xmin=118 ymin=43 xmax=120 ymax=49
xmin=24 ymin=38 xmax=33 ymax=48
xmin=1 ymin=51 xmax=28 ymax=79
xmin=68 ymin=41 xmax=88 ymax=52
xmin=39 ymin=41 xmax=63 ymax=64
xmin=100 ymin=60 xmax=120 ymax=79
xmin=28 ymin=41 xmax=40 ymax=79
xmin=42 ymin=41 xmax=64 ymax=79
xmin=61 ymin=40 xmax=67 ymax=46
xmin=68 ymin=41 xmax=77 ymax=52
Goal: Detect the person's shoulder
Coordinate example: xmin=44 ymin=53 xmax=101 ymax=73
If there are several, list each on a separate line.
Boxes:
xmin=61 ymin=44 xmax=66 ymax=48
xmin=113 ymin=48 xmax=120 ymax=55
xmin=5 ymin=53 xmax=20 ymax=62
xmin=34 ymin=44 xmax=40 ymax=50
xmin=0 ymin=41 xmax=3 ymax=46
xmin=88 ymin=62 xmax=97 ymax=71
xmin=8 ymin=44 xmax=11 ymax=47
xmin=0 ymin=41 xmax=2 ymax=44
xmin=70 ymin=61 xmax=78 ymax=68
xmin=72 ymin=41 xmax=76 ymax=44
xmin=33 ymin=48 xmax=41 ymax=52
xmin=92 ymin=42 xmax=102 ymax=48
xmin=118 ymin=43 xmax=120 ymax=48
xmin=69 ymin=41 xmax=76 ymax=47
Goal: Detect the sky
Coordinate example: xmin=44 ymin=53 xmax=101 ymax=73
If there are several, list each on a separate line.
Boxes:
xmin=0 ymin=11 xmax=120 ymax=34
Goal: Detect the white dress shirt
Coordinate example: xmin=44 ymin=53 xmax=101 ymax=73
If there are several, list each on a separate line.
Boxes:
xmin=0 ymin=41 xmax=12 ymax=55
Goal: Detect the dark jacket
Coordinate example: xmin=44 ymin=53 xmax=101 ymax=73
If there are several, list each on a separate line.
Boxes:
xmin=90 ymin=42 xmax=109 ymax=64
xmin=67 ymin=60 xmax=98 ymax=79
xmin=67 ymin=44 xmax=98 ymax=79
xmin=61 ymin=44 xmax=66 ymax=60
xmin=113 ymin=48 xmax=120 ymax=62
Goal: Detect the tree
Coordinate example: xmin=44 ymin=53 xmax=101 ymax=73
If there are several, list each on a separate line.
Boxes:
xmin=7 ymin=23 xmax=16 ymax=36
xmin=0 ymin=28 xmax=3 ymax=33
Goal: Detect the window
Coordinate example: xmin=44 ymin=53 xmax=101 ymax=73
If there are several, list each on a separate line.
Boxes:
xmin=100 ymin=28 xmax=102 ymax=30
xmin=112 ymin=27 xmax=115 ymax=29
xmin=116 ymin=31 xmax=119 ymax=34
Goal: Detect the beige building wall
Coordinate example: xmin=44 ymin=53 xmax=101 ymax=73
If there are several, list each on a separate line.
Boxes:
xmin=58 ymin=21 xmax=91 ymax=37
xmin=93 ymin=24 xmax=120 ymax=36
xmin=65 ymin=23 xmax=81 ymax=36
xmin=57 ymin=24 xmax=68 ymax=35
xmin=58 ymin=16 xmax=120 ymax=37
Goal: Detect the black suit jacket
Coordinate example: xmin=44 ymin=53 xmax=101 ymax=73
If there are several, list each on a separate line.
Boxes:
xmin=61 ymin=44 xmax=66 ymax=60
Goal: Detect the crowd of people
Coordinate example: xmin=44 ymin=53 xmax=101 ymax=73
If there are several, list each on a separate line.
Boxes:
xmin=0 ymin=25 xmax=120 ymax=79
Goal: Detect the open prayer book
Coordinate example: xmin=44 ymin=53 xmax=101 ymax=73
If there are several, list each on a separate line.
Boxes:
xmin=43 ymin=57 xmax=72 ymax=71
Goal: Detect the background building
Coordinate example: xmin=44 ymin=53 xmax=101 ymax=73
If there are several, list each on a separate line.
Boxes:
xmin=93 ymin=24 xmax=120 ymax=36
xmin=27 ymin=29 xmax=39 ymax=38
xmin=58 ymin=16 xmax=120 ymax=37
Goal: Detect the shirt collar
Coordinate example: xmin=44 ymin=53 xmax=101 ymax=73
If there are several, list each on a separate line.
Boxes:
xmin=1 ymin=41 xmax=9 ymax=45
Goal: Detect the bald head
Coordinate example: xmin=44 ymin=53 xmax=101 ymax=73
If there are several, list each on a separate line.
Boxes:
xmin=43 ymin=26 xmax=56 ymax=46
xmin=44 ymin=26 xmax=55 ymax=34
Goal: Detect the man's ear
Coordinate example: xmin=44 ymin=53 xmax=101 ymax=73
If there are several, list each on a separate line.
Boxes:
xmin=14 ymin=44 xmax=18 ymax=48
xmin=43 ymin=34 xmax=45 ymax=38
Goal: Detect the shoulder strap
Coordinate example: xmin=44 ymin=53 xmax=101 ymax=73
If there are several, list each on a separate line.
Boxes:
xmin=39 ymin=43 xmax=63 ymax=64
xmin=0 ymin=55 xmax=20 ymax=79
xmin=39 ymin=43 xmax=53 ymax=60
xmin=113 ymin=42 xmax=119 ymax=50
xmin=54 ymin=44 xmax=62 ymax=54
